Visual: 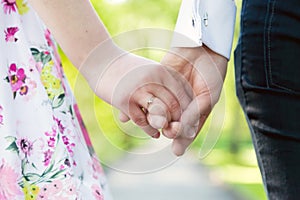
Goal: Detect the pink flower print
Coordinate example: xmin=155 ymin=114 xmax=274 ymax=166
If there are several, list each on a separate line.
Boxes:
xmin=9 ymin=64 xmax=25 ymax=91
xmin=17 ymin=138 xmax=33 ymax=157
xmin=62 ymin=136 xmax=69 ymax=145
xmin=92 ymin=184 xmax=104 ymax=200
xmin=53 ymin=116 xmax=65 ymax=133
xmin=45 ymin=126 xmax=57 ymax=137
xmin=73 ymin=104 xmax=92 ymax=147
xmin=36 ymin=191 xmax=49 ymax=200
xmin=65 ymin=184 xmax=76 ymax=195
xmin=2 ymin=0 xmax=17 ymax=14
xmin=9 ymin=62 xmax=17 ymax=71
xmin=47 ymin=180 xmax=63 ymax=193
xmin=91 ymin=155 xmax=103 ymax=179
xmin=66 ymin=143 xmax=75 ymax=157
xmin=4 ymin=27 xmax=19 ymax=42
xmin=45 ymin=29 xmax=61 ymax=65
xmin=37 ymin=186 xmax=49 ymax=200
xmin=43 ymin=149 xmax=53 ymax=166
xmin=45 ymin=29 xmax=53 ymax=47
xmin=15 ymin=66 xmax=25 ymax=79
xmin=0 ymin=105 xmax=3 ymax=125
xmin=19 ymin=85 xmax=28 ymax=95
xmin=6 ymin=63 xmax=29 ymax=98
xmin=0 ymin=159 xmax=22 ymax=199
xmin=47 ymin=137 xmax=55 ymax=148
xmin=59 ymin=165 xmax=65 ymax=170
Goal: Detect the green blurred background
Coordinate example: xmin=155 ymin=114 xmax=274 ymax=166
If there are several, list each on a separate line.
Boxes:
xmin=60 ymin=0 xmax=267 ymax=199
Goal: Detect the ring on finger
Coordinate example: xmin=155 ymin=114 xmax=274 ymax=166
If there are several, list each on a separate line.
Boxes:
xmin=146 ymin=96 xmax=155 ymax=109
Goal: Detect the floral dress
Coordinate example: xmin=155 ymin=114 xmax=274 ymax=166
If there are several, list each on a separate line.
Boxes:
xmin=0 ymin=0 xmax=112 ymax=199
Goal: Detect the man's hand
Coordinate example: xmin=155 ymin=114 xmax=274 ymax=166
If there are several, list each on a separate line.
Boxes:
xmin=161 ymin=46 xmax=228 ymax=156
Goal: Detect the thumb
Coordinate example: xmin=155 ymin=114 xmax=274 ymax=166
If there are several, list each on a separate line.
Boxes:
xmin=172 ymin=95 xmax=211 ymax=156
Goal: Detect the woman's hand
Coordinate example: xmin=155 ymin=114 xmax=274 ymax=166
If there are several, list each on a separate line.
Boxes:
xmin=81 ymin=41 xmax=192 ymax=137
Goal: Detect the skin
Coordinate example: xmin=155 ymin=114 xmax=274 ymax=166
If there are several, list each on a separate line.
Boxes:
xmin=119 ymin=45 xmax=228 ymax=156
xmin=161 ymin=46 xmax=228 ymax=156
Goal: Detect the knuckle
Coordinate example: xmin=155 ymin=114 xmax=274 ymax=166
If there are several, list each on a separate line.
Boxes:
xmin=168 ymin=100 xmax=180 ymax=113
xmin=133 ymin=115 xmax=148 ymax=127
xmin=175 ymin=88 xmax=186 ymax=102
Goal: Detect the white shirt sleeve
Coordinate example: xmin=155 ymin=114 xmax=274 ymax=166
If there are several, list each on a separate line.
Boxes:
xmin=171 ymin=0 xmax=237 ymax=59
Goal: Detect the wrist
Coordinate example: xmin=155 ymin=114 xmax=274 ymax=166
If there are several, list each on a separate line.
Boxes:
xmin=169 ymin=46 xmax=228 ymax=82
xmin=171 ymin=45 xmax=228 ymax=61
xmin=79 ymin=39 xmax=124 ymax=92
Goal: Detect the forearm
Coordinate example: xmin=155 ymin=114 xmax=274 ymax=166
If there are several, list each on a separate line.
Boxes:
xmin=28 ymin=0 xmax=111 ymax=67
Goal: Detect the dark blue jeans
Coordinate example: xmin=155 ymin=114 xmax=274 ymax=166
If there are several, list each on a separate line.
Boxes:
xmin=235 ymin=0 xmax=300 ymax=199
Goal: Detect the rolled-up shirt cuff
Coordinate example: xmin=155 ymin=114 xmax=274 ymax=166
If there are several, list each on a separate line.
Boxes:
xmin=171 ymin=0 xmax=236 ymax=60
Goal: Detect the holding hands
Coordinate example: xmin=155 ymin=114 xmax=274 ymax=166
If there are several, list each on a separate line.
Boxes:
xmin=81 ymin=41 xmax=192 ymax=139
xmin=29 ymin=0 xmax=228 ymax=156
xmin=92 ymin=43 xmax=228 ymax=156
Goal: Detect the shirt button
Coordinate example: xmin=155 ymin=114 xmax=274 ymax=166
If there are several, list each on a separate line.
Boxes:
xmin=192 ymin=18 xmax=195 ymax=27
xmin=203 ymin=12 xmax=208 ymax=27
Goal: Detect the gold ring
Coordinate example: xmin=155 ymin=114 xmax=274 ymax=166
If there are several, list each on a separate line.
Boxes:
xmin=147 ymin=96 xmax=155 ymax=109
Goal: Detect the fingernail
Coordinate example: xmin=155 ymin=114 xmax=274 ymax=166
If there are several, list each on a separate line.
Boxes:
xmin=184 ymin=126 xmax=196 ymax=138
xmin=149 ymin=115 xmax=167 ymax=129
xmin=172 ymin=143 xmax=186 ymax=156
xmin=171 ymin=122 xmax=181 ymax=137
xmin=194 ymin=120 xmax=200 ymax=129
xmin=152 ymin=132 xmax=160 ymax=139
xmin=163 ymin=122 xmax=181 ymax=139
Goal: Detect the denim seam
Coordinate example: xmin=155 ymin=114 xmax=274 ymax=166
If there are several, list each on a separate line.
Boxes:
xmin=267 ymin=0 xmax=276 ymax=87
xmin=263 ymin=0 xmax=271 ymax=88
xmin=266 ymin=0 xmax=297 ymax=93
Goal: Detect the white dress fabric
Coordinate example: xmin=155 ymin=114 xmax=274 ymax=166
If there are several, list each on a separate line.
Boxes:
xmin=0 ymin=1 xmax=112 ymax=199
